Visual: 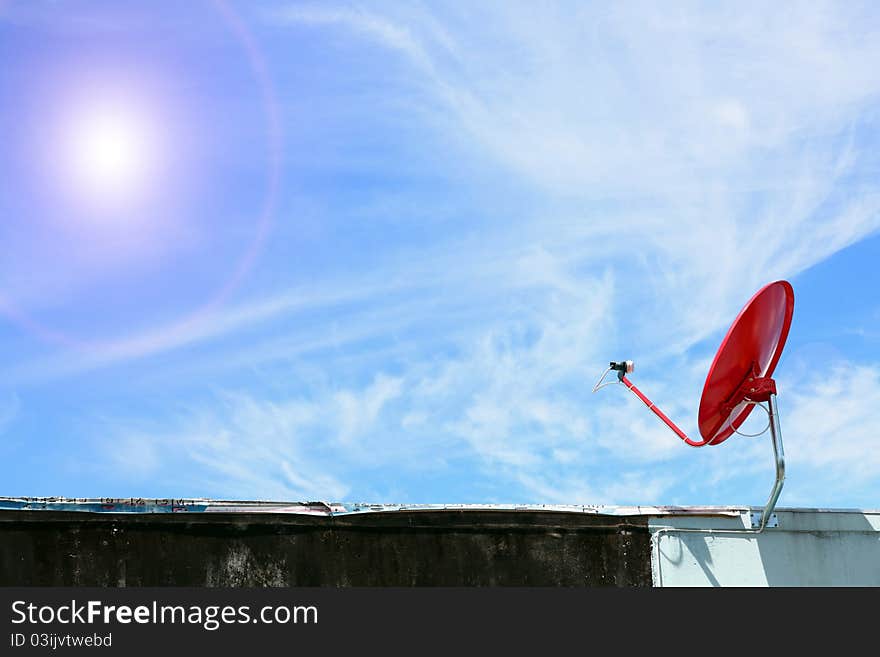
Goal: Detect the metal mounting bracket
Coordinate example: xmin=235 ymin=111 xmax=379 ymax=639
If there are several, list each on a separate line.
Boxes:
xmin=751 ymin=511 xmax=778 ymax=529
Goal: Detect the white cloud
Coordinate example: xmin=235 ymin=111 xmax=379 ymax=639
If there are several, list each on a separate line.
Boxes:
xmin=425 ymin=266 xmax=614 ymax=469
xmin=265 ymin=1 xmax=880 ymax=350
xmin=269 ymin=5 xmax=431 ymax=68
xmin=333 ymin=373 xmax=403 ymax=445
xmin=3 ymin=278 xmax=402 ymax=382
xmin=91 ymin=371 xmax=412 ymax=500
xmin=783 ymin=362 xmax=880 ymax=485
xmin=515 ymin=470 xmax=675 ymax=506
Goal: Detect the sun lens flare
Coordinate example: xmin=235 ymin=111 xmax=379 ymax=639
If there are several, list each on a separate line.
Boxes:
xmin=63 ymin=100 xmax=159 ymax=212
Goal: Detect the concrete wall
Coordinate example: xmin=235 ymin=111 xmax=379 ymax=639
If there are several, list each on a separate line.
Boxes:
xmin=649 ymin=509 xmax=880 ymax=586
xmin=0 ymin=510 xmax=653 ymax=586
xmin=4 ymin=506 xmax=877 ymax=586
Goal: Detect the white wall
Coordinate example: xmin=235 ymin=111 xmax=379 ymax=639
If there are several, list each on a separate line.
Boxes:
xmin=650 ymin=509 xmax=880 ymax=586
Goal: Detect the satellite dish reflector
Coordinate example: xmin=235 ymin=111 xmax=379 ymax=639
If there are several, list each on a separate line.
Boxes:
xmin=592 ymin=280 xmax=794 ymax=531
xmin=698 ymin=280 xmax=794 ymax=445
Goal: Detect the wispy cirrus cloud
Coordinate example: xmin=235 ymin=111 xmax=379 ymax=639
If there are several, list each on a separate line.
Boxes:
xmin=265 ymin=1 xmax=880 ymax=348
xmin=783 ymin=363 xmax=880 ymax=490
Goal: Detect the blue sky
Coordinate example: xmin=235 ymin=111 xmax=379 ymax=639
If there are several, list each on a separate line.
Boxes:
xmin=1 ymin=1 xmax=879 ymax=508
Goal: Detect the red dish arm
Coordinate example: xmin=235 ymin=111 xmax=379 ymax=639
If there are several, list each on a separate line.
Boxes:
xmin=620 ymin=375 xmax=708 ymax=447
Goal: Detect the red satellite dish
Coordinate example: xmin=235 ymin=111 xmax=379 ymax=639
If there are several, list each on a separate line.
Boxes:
xmin=592 ymin=280 xmax=794 ymax=531
xmin=698 ymin=280 xmax=794 ymax=445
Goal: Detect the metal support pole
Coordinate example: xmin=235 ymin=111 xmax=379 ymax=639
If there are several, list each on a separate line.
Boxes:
xmin=753 ymin=392 xmax=785 ymax=530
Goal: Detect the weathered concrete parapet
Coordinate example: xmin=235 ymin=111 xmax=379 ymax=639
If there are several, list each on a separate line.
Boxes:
xmin=0 ymin=508 xmax=652 ymax=586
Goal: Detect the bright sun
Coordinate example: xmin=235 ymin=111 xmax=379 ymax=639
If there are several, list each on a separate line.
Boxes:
xmin=64 ymin=102 xmax=158 ymax=211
